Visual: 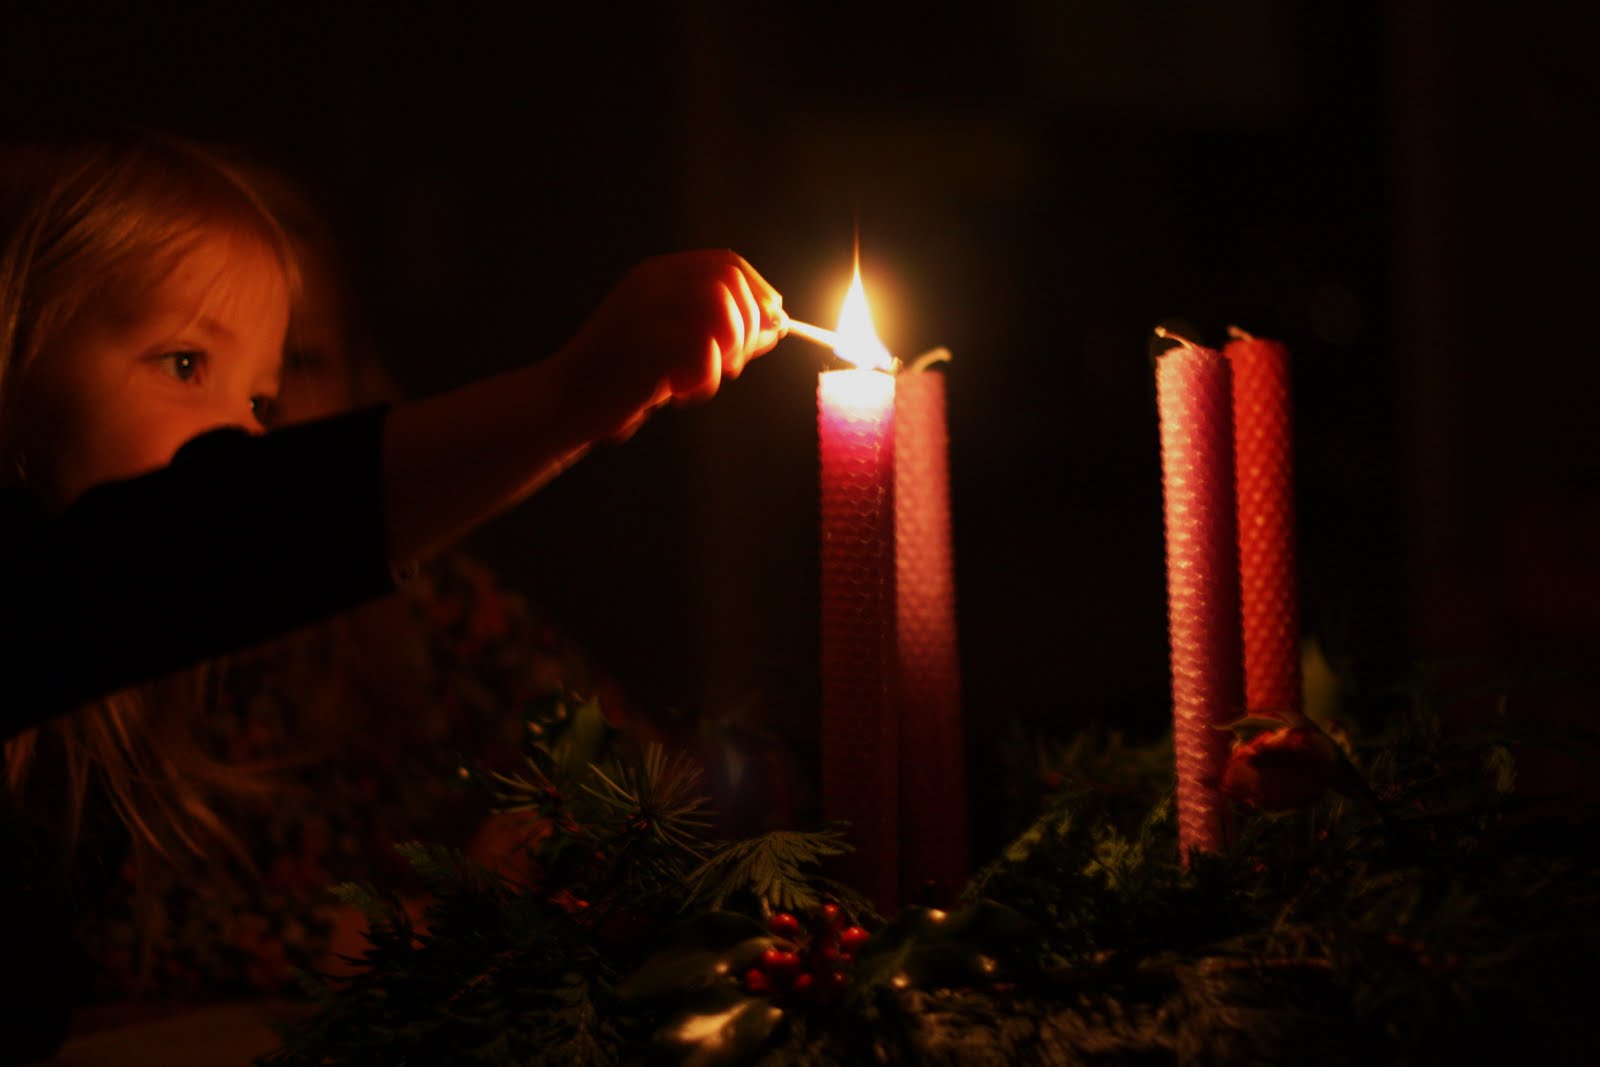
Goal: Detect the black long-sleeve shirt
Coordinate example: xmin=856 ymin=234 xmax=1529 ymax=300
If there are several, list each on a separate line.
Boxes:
xmin=0 ymin=404 xmax=397 ymax=739
xmin=0 ymin=405 xmax=401 ymax=1060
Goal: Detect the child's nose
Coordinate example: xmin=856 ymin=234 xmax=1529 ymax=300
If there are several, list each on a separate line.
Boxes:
xmin=235 ymin=398 xmax=269 ymax=435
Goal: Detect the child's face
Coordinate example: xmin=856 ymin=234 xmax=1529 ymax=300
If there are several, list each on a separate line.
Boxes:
xmin=270 ymin=246 xmax=356 ymax=426
xmin=25 ymin=234 xmax=290 ymax=506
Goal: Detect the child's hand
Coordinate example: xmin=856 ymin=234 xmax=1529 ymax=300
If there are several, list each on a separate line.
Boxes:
xmin=382 ymin=251 xmax=785 ymax=564
xmin=555 ymin=250 xmax=785 ymax=441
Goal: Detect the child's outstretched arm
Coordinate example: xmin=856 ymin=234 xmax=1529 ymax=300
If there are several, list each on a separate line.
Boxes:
xmin=381 ymin=249 xmax=784 ymax=568
xmin=0 ymin=251 xmax=783 ymax=737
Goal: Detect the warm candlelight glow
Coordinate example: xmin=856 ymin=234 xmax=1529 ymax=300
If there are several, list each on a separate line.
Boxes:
xmin=817 ymin=256 xmax=900 ymax=909
xmin=819 ymin=367 xmax=894 ymax=419
xmin=1156 ymin=336 xmax=1243 ymax=858
xmin=832 ymin=264 xmax=895 ymax=372
xmin=815 ymin=248 xmax=966 ymax=908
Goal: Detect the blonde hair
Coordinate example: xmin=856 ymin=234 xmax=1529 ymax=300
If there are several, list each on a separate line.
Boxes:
xmin=220 ymin=148 xmax=400 ymax=415
xmin=0 ymin=129 xmax=302 ymax=877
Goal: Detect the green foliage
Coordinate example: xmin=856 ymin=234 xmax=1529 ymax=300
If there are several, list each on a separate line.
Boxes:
xmin=267 ymin=674 xmax=1600 ymax=1066
xmin=264 ymin=690 xmax=851 ymax=1066
xmin=269 ymin=849 xmax=626 ymax=1065
xmin=681 ymin=826 xmax=867 ymax=919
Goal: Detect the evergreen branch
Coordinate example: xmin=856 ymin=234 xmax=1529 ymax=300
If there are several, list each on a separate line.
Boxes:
xmin=270 ymin=661 xmax=1600 ymax=1065
xmin=681 ymin=825 xmax=853 ymax=915
xmin=393 ymin=842 xmax=500 ymax=898
xmin=328 ymin=881 xmax=398 ymax=924
xmin=581 ymin=743 xmax=716 ymax=859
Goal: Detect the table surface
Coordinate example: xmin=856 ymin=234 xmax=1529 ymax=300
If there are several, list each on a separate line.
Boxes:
xmin=42 ymin=1000 xmax=309 ymax=1067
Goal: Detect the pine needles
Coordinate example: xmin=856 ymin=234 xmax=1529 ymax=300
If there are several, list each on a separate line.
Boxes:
xmin=681 ymin=826 xmax=859 ymax=918
xmin=266 ymin=673 xmax=1600 ymax=1065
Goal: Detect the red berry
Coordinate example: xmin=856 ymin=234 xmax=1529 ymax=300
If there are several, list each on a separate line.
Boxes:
xmin=744 ymin=968 xmax=771 ymax=994
xmin=546 ymin=889 xmax=589 ymax=915
xmin=838 ymin=925 xmax=870 ymax=953
xmin=818 ymin=903 xmax=842 ymax=929
xmin=790 ymin=972 xmax=815 ymax=997
xmin=760 ymin=948 xmax=801 ymax=978
xmin=767 ymin=912 xmax=803 ymax=940
xmin=812 ymin=944 xmax=841 ymax=969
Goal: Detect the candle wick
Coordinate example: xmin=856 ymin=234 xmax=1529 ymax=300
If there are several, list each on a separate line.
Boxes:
xmin=905 ymin=347 xmax=952 ymax=374
xmin=1226 ymin=325 xmax=1256 ymax=342
xmin=1154 ymin=325 xmax=1204 ymax=351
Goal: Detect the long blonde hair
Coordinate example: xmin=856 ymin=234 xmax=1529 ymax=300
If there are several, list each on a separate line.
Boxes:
xmin=0 ymin=128 xmax=302 ymax=872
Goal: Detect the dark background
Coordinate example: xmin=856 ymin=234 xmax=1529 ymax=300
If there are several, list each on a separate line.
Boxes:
xmin=3 ymin=2 xmax=1596 ymax=856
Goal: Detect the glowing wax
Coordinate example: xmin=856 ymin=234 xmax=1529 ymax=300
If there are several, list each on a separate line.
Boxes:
xmin=1224 ymin=333 xmax=1301 ymax=718
xmin=818 ymin=368 xmax=898 ymax=909
xmin=1157 ymin=341 xmax=1244 ymax=858
xmin=894 ymin=363 xmax=966 ymax=904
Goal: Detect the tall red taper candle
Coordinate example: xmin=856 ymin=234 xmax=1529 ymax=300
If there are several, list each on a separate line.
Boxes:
xmin=1224 ymin=330 xmax=1302 ymax=718
xmin=894 ymin=355 xmax=967 ymax=904
xmin=818 ymin=368 xmax=899 ymax=910
xmin=1156 ymin=334 xmax=1245 ymax=858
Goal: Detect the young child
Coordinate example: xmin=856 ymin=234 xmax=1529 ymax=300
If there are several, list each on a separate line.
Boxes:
xmin=68 ymin=147 xmax=592 ymax=1002
xmin=0 ymin=127 xmax=784 ymax=1053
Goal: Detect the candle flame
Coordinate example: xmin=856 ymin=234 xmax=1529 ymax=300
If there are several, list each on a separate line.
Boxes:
xmin=833 ymin=264 xmax=894 ymax=372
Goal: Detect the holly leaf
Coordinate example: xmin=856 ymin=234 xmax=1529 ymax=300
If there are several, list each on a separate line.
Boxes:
xmin=551 ymin=693 xmax=614 ymax=778
xmin=617 ymin=912 xmax=771 ymax=1004
xmin=653 ymin=993 xmax=784 ymax=1067
xmin=851 ymin=902 xmax=1032 ymax=993
xmin=1217 ymin=713 xmax=1303 ymax=742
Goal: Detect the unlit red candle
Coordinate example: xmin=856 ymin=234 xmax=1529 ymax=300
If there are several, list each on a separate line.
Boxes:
xmin=1157 ymin=338 xmax=1245 ymax=858
xmin=818 ymin=368 xmax=899 ymax=910
xmin=1224 ymin=332 xmax=1301 ymax=718
xmin=893 ymin=358 xmax=967 ymax=904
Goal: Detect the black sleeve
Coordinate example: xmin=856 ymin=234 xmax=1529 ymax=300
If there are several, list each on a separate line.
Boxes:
xmin=0 ymin=404 xmax=397 ymax=738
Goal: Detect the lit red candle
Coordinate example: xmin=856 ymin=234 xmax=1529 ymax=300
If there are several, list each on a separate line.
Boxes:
xmin=817 ymin=268 xmax=899 ymax=909
xmin=1224 ymin=329 xmax=1301 ymax=718
xmin=894 ymin=351 xmax=967 ymax=904
xmin=1156 ymin=331 xmax=1245 ymax=858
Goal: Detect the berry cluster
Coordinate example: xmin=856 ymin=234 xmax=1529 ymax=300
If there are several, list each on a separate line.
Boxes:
xmin=743 ymin=904 xmax=871 ymax=1005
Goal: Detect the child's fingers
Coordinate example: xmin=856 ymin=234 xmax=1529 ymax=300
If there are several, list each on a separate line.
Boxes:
xmin=689 ymin=256 xmax=752 ymax=378
xmin=680 ymin=250 xmax=783 ymax=367
xmin=676 ymin=255 xmax=759 ymax=388
xmin=729 ymin=253 xmax=785 ymax=355
xmin=727 ymin=251 xmax=782 ymax=323
xmin=668 ymin=331 xmax=722 ymax=404
xmin=723 ymin=268 xmax=763 ymax=379
xmin=716 ymin=280 xmax=748 ymax=376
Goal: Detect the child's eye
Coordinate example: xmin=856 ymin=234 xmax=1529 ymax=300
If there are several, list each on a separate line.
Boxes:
xmin=154 ymin=350 xmax=206 ymax=383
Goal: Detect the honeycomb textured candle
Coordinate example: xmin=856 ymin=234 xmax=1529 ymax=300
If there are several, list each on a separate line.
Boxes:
xmin=818 ymin=369 xmax=899 ymax=909
xmin=1224 ymin=334 xmax=1301 ymax=718
xmin=1157 ymin=343 xmax=1244 ymax=857
xmin=893 ymin=366 xmax=967 ymax=903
